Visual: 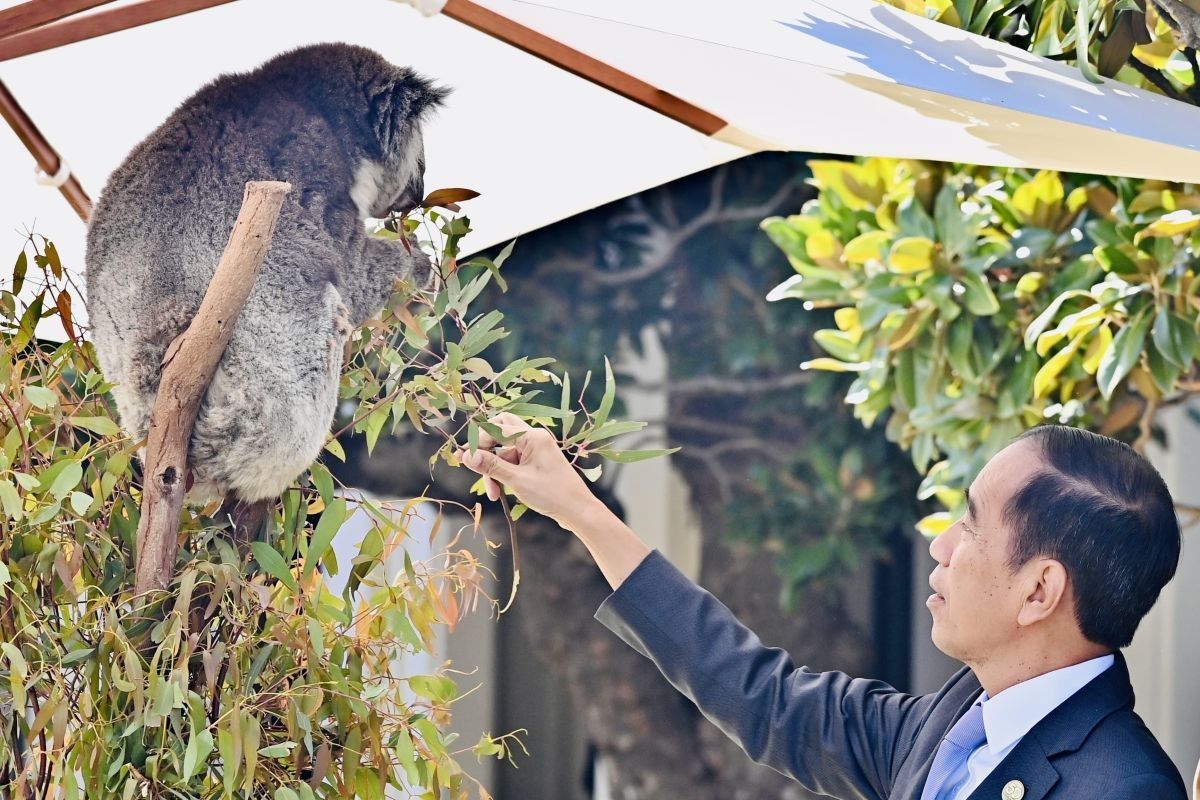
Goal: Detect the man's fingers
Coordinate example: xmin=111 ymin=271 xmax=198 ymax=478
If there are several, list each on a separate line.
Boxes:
xmin=489 ymin=412 xmax=530 ymax=431
xmin=460 ymin=447 xmax=515 ymax=483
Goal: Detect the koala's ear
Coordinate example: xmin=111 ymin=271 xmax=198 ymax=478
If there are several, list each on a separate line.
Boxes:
xmin=372 ymin=71 xmax=449 ymax=156
xmin=397 ymin=71 xmax=451 ymax=121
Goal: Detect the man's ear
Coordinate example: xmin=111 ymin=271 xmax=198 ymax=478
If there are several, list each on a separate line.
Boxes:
xmin=1016 ymin=558 xmax=1069 ymax=627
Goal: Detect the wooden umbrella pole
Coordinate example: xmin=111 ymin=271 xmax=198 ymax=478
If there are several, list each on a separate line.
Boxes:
xmin=0 ymin=79 xmax=91 ymax=221
xmin=133 ymin=180 xmax=290 ymax=597
xmin=441 ymin=0 xmax=728 ymax=136
xmin=0 ymin=0 xmax=238 ymax=62
xmin=0 ymin=0 xmax=119 ymax=39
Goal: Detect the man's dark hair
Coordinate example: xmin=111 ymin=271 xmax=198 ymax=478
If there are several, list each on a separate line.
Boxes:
xmin=1003 ymin=425 xmax=1181 ymax=650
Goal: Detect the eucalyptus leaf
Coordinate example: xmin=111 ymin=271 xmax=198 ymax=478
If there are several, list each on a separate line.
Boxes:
xmin=250 ymin=542 xmax=298 ymax=593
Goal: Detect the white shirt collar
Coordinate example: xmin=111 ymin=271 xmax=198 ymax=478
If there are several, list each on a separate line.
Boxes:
xmin=977 ymin=654 xmax=1115 ymax=754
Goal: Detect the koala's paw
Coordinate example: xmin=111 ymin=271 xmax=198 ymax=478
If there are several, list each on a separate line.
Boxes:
xmin=406 ymin=240 xmax=436 ymax=292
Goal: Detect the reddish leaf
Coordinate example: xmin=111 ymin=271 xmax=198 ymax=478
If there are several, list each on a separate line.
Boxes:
xmin=421 ymin=187 xmax=481 ymax=211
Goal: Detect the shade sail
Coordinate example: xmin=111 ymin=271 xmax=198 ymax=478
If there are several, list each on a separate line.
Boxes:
xmin=5 ymin=0 xmax=1200 ymax=296
xmin=478 ymin=0 xmax=1200 ymax=181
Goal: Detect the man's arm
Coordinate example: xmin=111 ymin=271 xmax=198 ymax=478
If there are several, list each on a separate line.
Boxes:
xmin=457 ymin=414 xmax=930 ymax=798
xmin=593 ymin=546 xmax=925 ymax=799
xmin=1103 ymin=772 xmax=1187 ymax=799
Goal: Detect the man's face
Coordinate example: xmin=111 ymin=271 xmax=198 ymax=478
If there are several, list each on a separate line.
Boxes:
xmin=927 ymin=440 xmax=1045 ymax=665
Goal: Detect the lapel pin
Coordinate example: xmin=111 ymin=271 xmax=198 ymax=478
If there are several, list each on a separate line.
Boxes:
xmin=1002 ymin=780 xmax=1025 ymax=800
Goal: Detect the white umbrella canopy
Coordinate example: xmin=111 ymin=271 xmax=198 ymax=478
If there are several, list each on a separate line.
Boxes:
xmin=0 ymin=0 xmax=744 ymax=291
xmin=480 ymin=0 xmax=1200 ymax=179
xmin=5 ymin=0 xmax=1200 ymax=311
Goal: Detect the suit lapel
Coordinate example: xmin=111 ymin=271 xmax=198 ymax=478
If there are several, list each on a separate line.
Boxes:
xmin=964 ymin=653 xmax=1134 ymax=800
xmin=966 ymin=736 xmax=1059 ymax=800
xmin=893 ymin=677 xmax=984 ymax=800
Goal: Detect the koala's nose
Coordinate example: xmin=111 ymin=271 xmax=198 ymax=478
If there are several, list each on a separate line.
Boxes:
xmin=390 ymin=174 xmax=425 ymax=215
xmin=390 ymin=189 xmax=422 ymax=216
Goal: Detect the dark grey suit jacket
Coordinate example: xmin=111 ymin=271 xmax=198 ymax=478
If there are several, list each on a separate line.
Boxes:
xmin=595 ymin=551 xmax=1186 ymax=800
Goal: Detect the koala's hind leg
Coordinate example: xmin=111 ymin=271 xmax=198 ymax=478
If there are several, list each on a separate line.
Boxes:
xmin=340 ymin=236 xmax=434 ymax=327
xmin=214 ymin=494 xmax=272 ymax=553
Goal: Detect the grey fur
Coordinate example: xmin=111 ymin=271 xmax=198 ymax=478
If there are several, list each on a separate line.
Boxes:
xmin=86 ymin=43 xmax=448 ymax=506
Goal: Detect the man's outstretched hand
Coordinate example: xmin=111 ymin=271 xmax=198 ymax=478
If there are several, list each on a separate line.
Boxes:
xmin=454 ymin=412 xmax=651 ymax=589
xmin=454 ymin=412 xmax=595 ymax=531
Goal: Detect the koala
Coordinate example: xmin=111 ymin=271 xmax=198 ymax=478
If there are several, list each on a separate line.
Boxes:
xmin=85 ymin=42 xmax=447 ymax=535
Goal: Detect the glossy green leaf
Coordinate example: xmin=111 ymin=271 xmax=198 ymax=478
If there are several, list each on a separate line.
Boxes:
xmin=1097 ymin=308 xmax=1152 ymax=399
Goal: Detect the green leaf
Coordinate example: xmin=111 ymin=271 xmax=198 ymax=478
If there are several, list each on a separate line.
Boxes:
xmin=1147 ymin=341 xmax=1182 ymax=392
xmin=304 ymin=497 xmax=346 ymax=580
xmin=801 ymin=358 xmax=870 ymax=372
xmin=1034 ymin=332 xmax=1086 ymax=399
xmin=324 ymin=436 xmax=346 ymax=461
xmin=250 ymin=542 xmax=298 ymax=593
xmin=23 ymin=385 xmax=57 ymax=410
xmin=460 ymin=310 xmax=508 ymax=356
xmin=0 ymin=481 xmax=21 ymax=521
xmin=69 ymin=491 xmax=93 ymax=516
xmin=593 ymin=357 xmax=616 ymax=429
xmin=1152 ymin=309 xmax=1193 ymax=368
xmin=363 ymin=405 xmax=389 ymax=454
xmin=842 ymin=230 xmax=891 ymax=264
xmin=257 ymin=743 xmax=294 ymax=758
xmin=45 ymin=242 xmax=62 ymax=278
xmin=37 ymin=460 xmax=82 ymax=500
xmin=310 ymin=463 xmax=334 ymax=505
xmin=70 ymin=416 xmax=120 ymax=436
xmin=888 ymin=237 xmax=936 ymax=273
xmin=1023 ymin=290 xmax=1090 ymax=349
xmin=274 ymin=789 xmax=301 ymax=800
xmin=813 ymin=329 xmax=862 ymax=360
xmin=594 ymin=447 xmax=680 ymax=464
xmin=409 ymin=675 xmax=456 ymax=704
xmin=934 ymin=184 xmax=976 ymax=259
xmin=13 ymin=251 xmax=27 ymax=295
xmin=579 ymin=419 xmax=645 ymax=444
xmin=183 ymin=730 xmax=214 ymax=779
xmin=1094 ymin=245 xmax=1139 ymax=276
xmin=1097 ymin=308 xmax=1152 ymax=399
xmin=502 ymin=402 xmax=572 ymax=419
xmin=897 ymin=196 xmax=936 ymax=239
xmin=957 ymin=272 xmax=1000 ymax=316
xmin=916 ymin=512 xmax=955 ymax=538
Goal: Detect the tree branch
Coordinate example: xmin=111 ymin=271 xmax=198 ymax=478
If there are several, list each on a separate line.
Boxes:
xmin=1130 ymin=57 xmax=1193 ymax=103
xmin=669 ymin=371 xmax=813 ymax=396
xmin=1186 ymin=47 xmax=1200 ymax=104
xmin=133 ymin=181 xmax=291 ymax=597
xmin=585 ymin=173 xmax=802 ymax=286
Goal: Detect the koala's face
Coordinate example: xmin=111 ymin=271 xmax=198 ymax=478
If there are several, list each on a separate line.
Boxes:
xmin=351 ymin=124 xmax=426 ymax=220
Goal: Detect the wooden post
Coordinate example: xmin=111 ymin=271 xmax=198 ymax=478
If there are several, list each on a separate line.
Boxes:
xmin=133 ymin=180 xmax=290 ymax=596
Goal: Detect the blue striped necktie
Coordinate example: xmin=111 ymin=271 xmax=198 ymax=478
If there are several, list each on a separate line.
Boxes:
xmin=921 ymin=702 xmax=987 ymax=800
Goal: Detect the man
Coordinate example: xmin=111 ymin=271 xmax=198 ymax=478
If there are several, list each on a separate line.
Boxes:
xmin=458 ymin=418 xmax=1186 ymax=799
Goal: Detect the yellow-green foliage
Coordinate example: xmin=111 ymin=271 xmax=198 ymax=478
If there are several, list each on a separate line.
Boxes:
xmin=764 ymin=160 xmax=1200 ymax=531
